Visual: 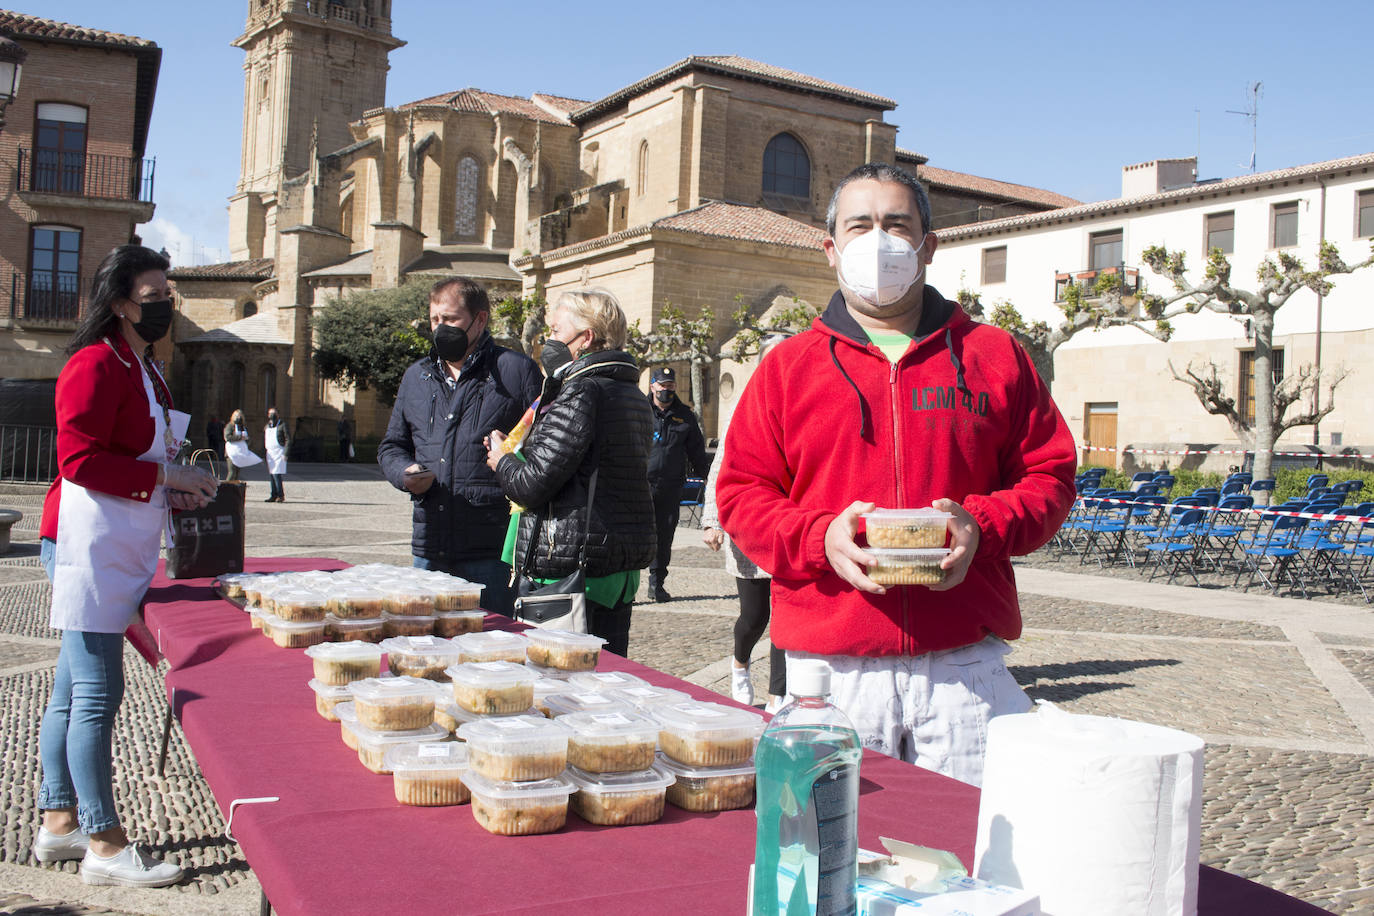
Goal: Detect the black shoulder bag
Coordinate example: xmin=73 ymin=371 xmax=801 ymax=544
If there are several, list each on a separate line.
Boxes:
xmin=512 ymin=466 xmax=597 ymax=633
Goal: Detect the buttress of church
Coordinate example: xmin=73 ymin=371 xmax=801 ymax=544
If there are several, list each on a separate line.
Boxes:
xmin=168 ymin=1 xmax=1074 ymax=453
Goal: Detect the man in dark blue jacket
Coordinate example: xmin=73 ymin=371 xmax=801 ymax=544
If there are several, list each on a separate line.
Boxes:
xmin=646 ymin=366 xmax=709 ymax=601
xmin=378 ymin=278 xmax=542 ymax=615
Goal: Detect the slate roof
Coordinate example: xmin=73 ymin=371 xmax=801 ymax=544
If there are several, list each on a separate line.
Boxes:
xmin=398 ymin=88 xmax=576 ymax=125
xmin=168 ymin=259 xmax=275 ymax=282
xmin=181 ymin=313 xmax=291 ymax=346
xmin=917 ymin=165 xmax=1080 ymax=209
xmin=938 ymin=151 xmax=1374 ymax=239
xmin=0 ymin=10 xmax=155 ymax=49
xmin=572 ymin=55 xmax=895 ymax=123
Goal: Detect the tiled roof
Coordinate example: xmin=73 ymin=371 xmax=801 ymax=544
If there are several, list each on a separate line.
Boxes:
xmin=572 ymin=55 xmax=895 ymax=123
xmin=895 ymin=148 xmax=929 ymax=166
xmin=938 ymin=151 xmax=1374 ymax=240
xmin=918 ymin=165 xmax=1079 ymax=209
xmin=532 ymin=93 xmax=587 ymax=115
xmin=181 ymin=313 xmax=291 ymax=346
xmin=302 ymin=250 xmax=372 ymax=279
xmin=0 ymin=10 xmax=155 ymax=49
xmin=168 ymin=258 xmax=274 ymax=281
xmin=398 ymin=88 xmax=573 ymax=125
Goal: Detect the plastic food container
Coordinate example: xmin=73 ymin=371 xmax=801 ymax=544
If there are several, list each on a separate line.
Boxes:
xmin=464 ymin=771 xmax=576 ymax=836
xmin=383 ymin=587 xmax=437 ymax=617
xmin=524 ymin=660 xmax=575 ymax=682
xmin=335 ymin=702 xmax=360 ymax=750
xmin=325 ymin=615 xmax=385 ymax=642
xmin=541 ymin=692 xmax=635 ymax=719
xmin=386 ymin=741 xmax=470 ymax=806
xmin=532 ymin=677 xmax=571 ymax=717
xmin=271 ymin=588 xmax=328 ymax=622
xmin=523 ymin=629 xmax=607 ymax=671
xmin=243 ymin=580 xmax=268 ymax=608
xmin=656 ymin=753 xmax=756 ymax=812
xmin=382 ymin=635 xmax=463 ymax=681
xmin=559 ymin=711 xmax=659 ymax=774
xmin=453 ymin=631 xmax=529 ymax=664
xmin=606 ymin=684 xmax=692 ymax=711
xmin=864 ymin=548 xmax=951 ymax=586
xmin=305 ymin=642 xmax=384 ymax=685
xmin=354 ymin=722 xmax=449 ymax=774
xmin=348 ymin=676 xmax=436 ymax=731
xmin=309 ymin=679 xmax=353 ymax=721
xmin=258 ymin=614 xmax=326 ymax=649
xmin=652 ymin=701 xmax=766 ymax=767
xmin=326 ymin=586 xmax=386 ymax=620
xmin=447 ymin=661 xmax=536 ymax=715
xmin=436 ymin=702 xmax=541 ymax=733
xmin=216 ymin=572 xmax=261 ymax=601
xmin=432 ymin=609 xmax=486 ymax=638
xmin=566 ymin=671 xmax=649 ymax=693
xmin=862 ymin=507 xmax=952 ymax=548
xmin=248 ymin=608 xmax=265 ymax=630
xmin=567 ymin=762 xmax=675 ymax=826
xmin=383 ymin=613 xmax=435 ymax=638
xmin=432 ymin=582 xmax=484 ymax=611
xmin=457 ymin=714 xmax=570 ymax=781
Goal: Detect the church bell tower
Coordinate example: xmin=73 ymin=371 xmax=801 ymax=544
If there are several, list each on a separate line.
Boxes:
xmin=228 ymin=0 xmax=403 ymax=260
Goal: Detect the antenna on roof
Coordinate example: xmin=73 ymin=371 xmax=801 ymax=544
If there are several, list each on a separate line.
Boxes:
xmin=1225 ymin=81 xmax=1261 ymax=174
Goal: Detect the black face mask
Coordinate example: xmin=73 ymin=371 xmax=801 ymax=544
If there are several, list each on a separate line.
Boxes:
xmin=129 ymin=298 xmax=173 ymax=344
xmin=654 ymin=389 xmax=675 ymax=405
xmin=539 ymin=339 xmax=575 ymax=377
xmin=433 ymin=323 xmax=474 ymax=363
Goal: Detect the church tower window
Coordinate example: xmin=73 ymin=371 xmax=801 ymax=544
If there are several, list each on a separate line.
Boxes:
xmin=455 ymin=156 xmax=480 ymax=239
xmin=637 ymin=141 xmax=649 ymax=196
xmin=763 ymin=133 xmax=810 ymax=200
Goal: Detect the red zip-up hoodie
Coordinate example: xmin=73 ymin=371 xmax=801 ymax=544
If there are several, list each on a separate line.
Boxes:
xmin=716 ymin=287 xmax=1075 ymax=657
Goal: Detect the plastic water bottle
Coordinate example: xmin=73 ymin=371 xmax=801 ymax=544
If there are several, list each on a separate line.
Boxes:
xmin=752 ymin=659 xmax=862 ymax=916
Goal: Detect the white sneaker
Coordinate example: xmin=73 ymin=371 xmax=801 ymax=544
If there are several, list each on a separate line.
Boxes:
xmin=764 ymin=696 xmax=786 ymax=715
xmin=730 ymin=663 xmax=755 ymax=705
xmin=33 ymin=825 xmax=89 ymax=863
xmin=80 ymin=844 xmax=183 ymax=888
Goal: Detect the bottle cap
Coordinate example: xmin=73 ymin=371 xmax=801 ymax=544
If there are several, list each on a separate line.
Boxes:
xmin=788 ymin=659 xmax=831 ymax=698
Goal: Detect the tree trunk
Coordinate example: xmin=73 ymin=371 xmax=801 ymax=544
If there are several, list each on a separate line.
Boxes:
xmin=1251 ymin=311 xmax=1276 ymax=485
xmin=690 ymin=359 xmax=706 ymax=416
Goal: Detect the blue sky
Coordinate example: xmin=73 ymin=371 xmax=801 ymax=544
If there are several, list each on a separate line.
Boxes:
xmin=34 ymin=0 xmax=1374 ymax=265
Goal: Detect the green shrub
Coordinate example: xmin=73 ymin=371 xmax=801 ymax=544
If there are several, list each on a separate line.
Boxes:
xmin=1272 ymin=467 xmax=1374 ymax=504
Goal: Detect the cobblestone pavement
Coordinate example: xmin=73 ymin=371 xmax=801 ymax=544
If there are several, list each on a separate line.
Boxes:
xmin=2 ymin=467 xmax=1372 ymax=913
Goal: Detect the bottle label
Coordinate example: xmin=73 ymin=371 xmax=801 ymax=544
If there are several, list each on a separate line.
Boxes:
xmin=812 ymin=762 xmax=858 ymax=915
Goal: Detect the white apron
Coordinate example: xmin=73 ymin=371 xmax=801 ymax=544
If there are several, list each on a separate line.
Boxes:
xmin=51 ymin=347 xmax=190 ymax=633
xmin=225 ymin=430 xmax=262 ymax=468
xmin=265 ymin=424 xmax=288 ymax=475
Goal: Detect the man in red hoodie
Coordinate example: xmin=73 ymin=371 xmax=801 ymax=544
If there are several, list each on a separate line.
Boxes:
xmin=716 ymin=163 xmax=1076 ymax=786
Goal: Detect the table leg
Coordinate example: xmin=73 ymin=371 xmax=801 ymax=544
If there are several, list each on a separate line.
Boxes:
xmin=260 ymin=888 xmax=272 ymax=916
xmin=157 ymin=704 xmax=174 ymax=776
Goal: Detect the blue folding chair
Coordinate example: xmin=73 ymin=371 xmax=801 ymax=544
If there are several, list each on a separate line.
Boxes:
xmin=1248 ymin=478 xmax=1276 ymax=499
xmin=1220 ymin=480 xmax=1248 ymax=497
xmin=1200 ymin=494 xmax=1255 ymax=572
xmin=1237 ymin=512 xmax=1311 ymax=597
xmin=1140 ymin=507 xmax=1208 ymax=584
xmin=1336 ymin=507 xmax=1374 ymax=602
xmin=1190 ymin=488 xmax=1220 ymax=507
xmin=679 ymin=477 xmax=706 ymax=528
xmin=1152 ymin=474 xmax=1176 ymax=495
xmin=1306 ymin=473 xmax=1329 ymax=491
xmin=1078 ymin=491 xmax=1138 ymax=567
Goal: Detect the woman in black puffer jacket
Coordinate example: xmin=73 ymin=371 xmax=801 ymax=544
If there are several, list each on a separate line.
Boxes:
xmin=486 ymin=289 xmax=655 ymax=655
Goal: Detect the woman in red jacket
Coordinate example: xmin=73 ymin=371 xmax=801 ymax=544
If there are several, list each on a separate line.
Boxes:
xmin=33 ymin=246 xmax=217 ymax=887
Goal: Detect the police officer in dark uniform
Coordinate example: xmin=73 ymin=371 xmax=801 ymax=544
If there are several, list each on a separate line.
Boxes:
xmin=646 ymin=367 xmax=709 ymax=602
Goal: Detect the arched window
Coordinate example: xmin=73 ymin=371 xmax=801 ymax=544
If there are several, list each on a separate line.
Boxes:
xmin=762 ymin=133 xmax=810 ymax=199
xmin=455 ymin=156 xmax=480 ymax=238
xmin=230 ymin=362 xmax=246 ymax=411
xmin=242 ymin=300 xmax=258 ymax=318
xmin=636 ymin=141 xmax=649 ymax=196
xmin=260 ymin=364 xmax=277 ymax=414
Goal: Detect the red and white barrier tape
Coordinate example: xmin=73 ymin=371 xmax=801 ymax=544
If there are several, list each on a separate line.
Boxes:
xmin=1078 ymin=444 xmax=1374 ymax=460
xmin=1075 ymin=496 xmax=1371 ymax=524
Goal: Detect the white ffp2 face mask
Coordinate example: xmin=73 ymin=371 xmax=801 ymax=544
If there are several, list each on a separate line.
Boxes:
xmin=837 ymin=227 xmax=926 ymax=306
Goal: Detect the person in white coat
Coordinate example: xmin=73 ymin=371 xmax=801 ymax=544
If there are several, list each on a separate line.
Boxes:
xmin=264 ymin=409 xmax=289 ymax=502
xmin=222 ymin=408 xmax=261 ymax=482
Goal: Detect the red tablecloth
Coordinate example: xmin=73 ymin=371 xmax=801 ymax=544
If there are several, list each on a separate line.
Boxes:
xmin=141 ymin=560 xmax=1327 ymax=916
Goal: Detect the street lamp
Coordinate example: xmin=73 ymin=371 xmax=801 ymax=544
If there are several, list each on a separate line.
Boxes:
xmin=0 ymin=35 xmax=27 ymax=133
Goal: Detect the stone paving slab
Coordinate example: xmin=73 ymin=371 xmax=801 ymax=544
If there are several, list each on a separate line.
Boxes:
xmin=1019 ymin=592 xmax=1288 ymax=641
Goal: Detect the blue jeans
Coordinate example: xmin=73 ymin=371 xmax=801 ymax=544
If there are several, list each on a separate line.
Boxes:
xmin=413 ymin=555 xmax=513 ymax=617
xmin=38 ymin=538 xmax=125 ymax=833
xmin=269 ymin=474 xmax=285 ymax=499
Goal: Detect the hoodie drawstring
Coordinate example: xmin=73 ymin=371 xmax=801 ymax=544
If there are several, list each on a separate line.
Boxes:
xmin=945 ymin=327 xmax=972 ymax=403
xmin=829 ymin=335 xmax=870 ymax=438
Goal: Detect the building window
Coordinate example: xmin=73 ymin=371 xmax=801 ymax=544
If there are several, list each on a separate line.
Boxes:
xmin=1204 ymin=211 xmax=1234 ymax=255
xmin=1270 ymin=201 xmax=1298 ymax=248
xmin=28 ymin=225 xmax=82 ymax=320
xmin=762 ymin=133 xmax=810 ymax=200
xmin=242 ymin=300 xmax=258 ymax=318
xmin=34 ymin=103 xmax=88 ymax=194
xmin=260 ymin=365 xmax=277 ymax=413
xmin=455 ymin=156 xmax=480 ymax=238
xmin=636 ymin=141 xmax=648 ymax=197
xmin=1357 ymin=189 xmax=1374 ymax=239
xmin=981 ymin=246 xmax=1007 ymax=284
xmin=231 ymin=362 xmax=246 ymax=411
xmin=1089 ymin=229 xmax=1123 ymax=270
xmin=1238 ymin=347 xmax=1284 ymax=426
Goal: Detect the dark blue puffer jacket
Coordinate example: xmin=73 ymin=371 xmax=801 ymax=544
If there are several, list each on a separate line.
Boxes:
xmin=378 ymin=333 xmax=542 ymax=562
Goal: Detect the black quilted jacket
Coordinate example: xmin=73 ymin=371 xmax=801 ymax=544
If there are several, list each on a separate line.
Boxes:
xmin=496 ymin=350 xmax=656 ymax=580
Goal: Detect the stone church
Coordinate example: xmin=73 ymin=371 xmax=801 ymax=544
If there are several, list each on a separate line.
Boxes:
xmin=170 ymin=0 xmax=1075 ymax=450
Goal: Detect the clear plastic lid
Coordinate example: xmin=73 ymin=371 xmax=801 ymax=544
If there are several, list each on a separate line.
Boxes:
xmin=605 ymin=684 xmax=692 ymax=709
xmin=654 ymin=751 xmax=756 ymax=780
xmin=305 ymin=642 xmax=384 ymax=662
xmin=335 ymin=701 xmax=357 ymax=726
xmin=558 ymin=710 xmax=659 ymax=744
xmin=354 ymin=722 xmax=449 ymax=753
xmin=433 ymin=609 xmax=486 ymax=621
xmin=446 ymin=660 xmax=536 ymax=690
xmin=456 ymin=714 xmax=570 ymax=753
xmin=532 ymin=676 xmax=571 ymax=700
xmin=348 ymin=675 xmax=436 ymax=704
xmin=651 ymin=701 xmax=767 ymax=740
xmin=325 ymin=615 xmax=385 ymax=632
xmin=461 ymin=770 xmax=576 ymax=803
xmin=542 ymin=692 xmax=636 ymax=718
xmin=437 ymin=702 xmax=542 ymax=731
xmin=861 ymin=507 xmax=953 ymax=525
xmin=525 ymin=660 xmax=575 ymax=681
xmin=566 ymin=671 xmax=650 ymax=693
xmin=384 ymin=741 xmax=468 ymax=773
xmin=565 ymin=761 xmax=675 ymax=795
xmin=256 ymin=614 xmax=326 ymax=633
xmin=308 ymin=678 xmax=353 ymax=700
xmin=866 ymin=547 xmax=953 ymax=561
xmin=453 ymin=630 xmax=530 ymax=663
xmin=381 ymin=635 xmax=463 ymax=660
xmin=523 ymin=629 xmax=608 ymax=652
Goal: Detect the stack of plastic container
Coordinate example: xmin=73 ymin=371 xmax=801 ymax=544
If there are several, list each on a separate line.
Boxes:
xmin=651 ymin=701 xmax=765 ymax=813
xmin=305 ymin=641 xmax=385 ymax=721
xmin=342 ymin=676 xmax=448 ymax=774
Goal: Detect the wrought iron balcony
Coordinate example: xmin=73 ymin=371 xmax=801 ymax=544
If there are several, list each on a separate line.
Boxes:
xmin=1053 ymin=264 xmax=1141 ymax=303
xmin=5 ymin=271 xmax=83 ymax=324
xmin=17 ymin=148 xmax=155 ymax=203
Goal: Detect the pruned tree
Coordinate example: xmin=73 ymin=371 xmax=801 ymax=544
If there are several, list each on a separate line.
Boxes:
xmin=964 ymin=239 xmax=1373 ymax=482
xmin=489 ymin=293 xmax=545 ymax=356
xmin=630 ymin=303 xmax=716 ymax=410
xmin=311 ymin=280 xmax=430 ymax=404
xmin=723 ymin=293 xmax=820 ymax=362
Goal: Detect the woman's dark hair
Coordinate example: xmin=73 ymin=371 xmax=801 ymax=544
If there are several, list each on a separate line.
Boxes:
xmin=66 ymin=245 xmax=171 ymax=356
